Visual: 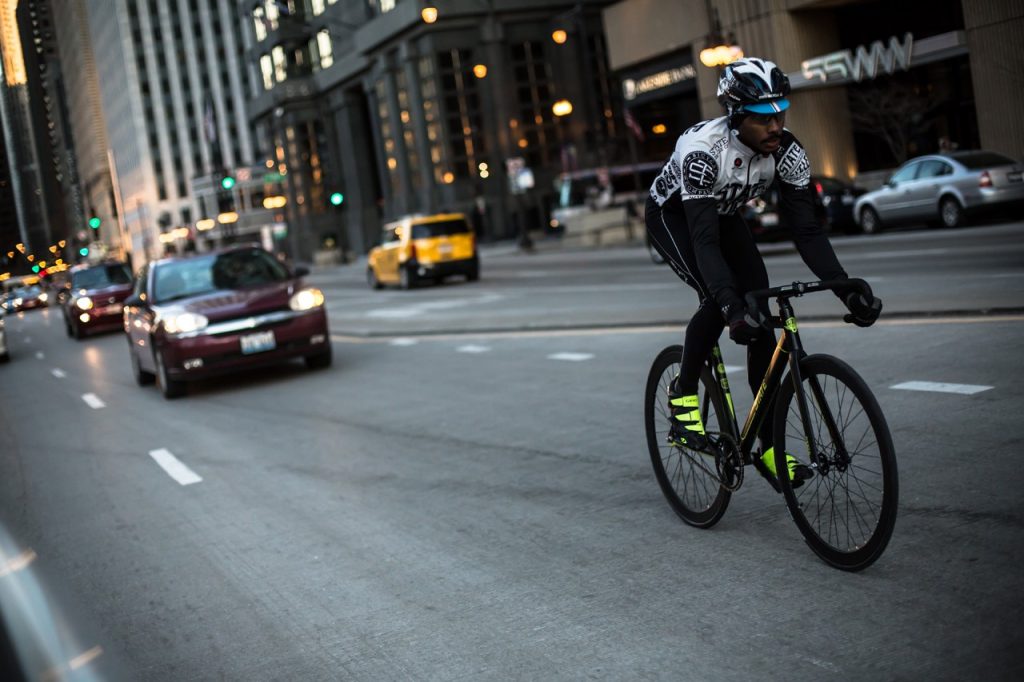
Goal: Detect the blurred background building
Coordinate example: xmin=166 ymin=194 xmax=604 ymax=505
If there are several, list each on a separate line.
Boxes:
xmin=3 ymin=0 xmax=1022 ymax=275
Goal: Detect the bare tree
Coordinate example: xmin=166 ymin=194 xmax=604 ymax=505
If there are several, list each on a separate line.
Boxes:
xmin=848 ymin=83 xmax=944 ymax=164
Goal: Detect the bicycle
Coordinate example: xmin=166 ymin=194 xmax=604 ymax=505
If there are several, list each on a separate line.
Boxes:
xmin=643 ymin=279 xmax=898 ymax=571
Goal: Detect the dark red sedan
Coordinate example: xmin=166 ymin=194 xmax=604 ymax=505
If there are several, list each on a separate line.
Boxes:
xmin=123 ymin=246 xmax=331 ymax=399
xmin=63 ymin=261 xmax=133 ymax=339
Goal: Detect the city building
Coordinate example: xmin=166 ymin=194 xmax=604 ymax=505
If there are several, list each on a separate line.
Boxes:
xmin=17 ymin=0 xmax=79 ymax=258
xmin=0 ymin=0 xmax=49 ymax=266
xmin=602 ymin=0 xmax=1023 ymax=187
xmin=237 ymin=0 xmax=621 ymax=258
xmin=83 ymin=0 xmax=259 ymax=267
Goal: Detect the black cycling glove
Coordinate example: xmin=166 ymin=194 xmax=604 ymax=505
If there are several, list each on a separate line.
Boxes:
xmin=842 ymin=289 xmax=882 ymax=327
xmin=728 ymin=306 xmax=767 ymax=345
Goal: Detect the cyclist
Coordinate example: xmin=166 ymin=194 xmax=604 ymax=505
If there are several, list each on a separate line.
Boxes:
xmin=645 ymin=57 xmax=882 ymax=485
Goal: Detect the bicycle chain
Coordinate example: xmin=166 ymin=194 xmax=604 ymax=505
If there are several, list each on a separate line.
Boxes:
xmin=671 ymin=431 xmax=744 ymax=492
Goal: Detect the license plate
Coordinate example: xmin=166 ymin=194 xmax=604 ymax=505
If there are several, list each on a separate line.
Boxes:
xmin=101 ymin=303 xmax=122 ymax=314
xmin=1008 ymin=171 xmax=1022 ymax=183
xmin=240 ymin=330 xmax=276 ymax=355
xmin=759 ymin=213 xmax=779 ymax=227
xmin=841 ymin=195 xmax=854 ymax=205
xmin=438 ymin=244 xmax=453 ymax=260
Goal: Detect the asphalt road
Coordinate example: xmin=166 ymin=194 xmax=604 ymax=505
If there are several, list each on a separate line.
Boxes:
xmin=0 ymin=221 xmax=1022 ymax=680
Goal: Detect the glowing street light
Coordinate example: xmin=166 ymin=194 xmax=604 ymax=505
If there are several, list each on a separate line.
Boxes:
xmin=552 ymin=99 xmax=573 ymax=117
xmin=551 ymin=29 xmax=568 ymax=44
xmin=421 ymin=7 xmax=438 ymax=23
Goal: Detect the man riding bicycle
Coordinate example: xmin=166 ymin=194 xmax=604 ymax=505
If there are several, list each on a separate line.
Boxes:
xmin=645 ymin=57 xmax=882 ymax=485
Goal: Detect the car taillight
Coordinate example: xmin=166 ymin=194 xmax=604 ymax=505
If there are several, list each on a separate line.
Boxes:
xmin=409 ymin=242 xmax=417 ymax=261
xmin=979 ymin=171 xmax=993 ymax=188
xmin=814 ymin=181 xmax=824 ymax=196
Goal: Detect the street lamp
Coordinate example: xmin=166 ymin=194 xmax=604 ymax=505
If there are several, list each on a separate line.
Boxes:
xmin=552 ymin=99 xmax=573 ymax=117
xmin=700 ymin=1 xmax=743 ymax=67
xmin=551 ymin=29 xmax=567 ymax=44
xmin=421 ymin=6 xmax=438 ymax=24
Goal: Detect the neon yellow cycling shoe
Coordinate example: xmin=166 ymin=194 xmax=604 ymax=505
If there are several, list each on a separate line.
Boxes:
xmin=762 ymin=447 xmax=814 ymax=488
xmin=668 ymin=391 xmax=709 ymax=451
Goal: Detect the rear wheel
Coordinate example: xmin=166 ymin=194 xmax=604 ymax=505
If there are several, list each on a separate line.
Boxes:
xmin=773 ymin=354 xmax=898 ymax=571
xmin=645 ymin=345 xmax=732 ymax=528
xmin=399 ymin=264 xmax=417 ymax=290
xmin=859 ymin=206 xmax=881 ymax=234
xmin=154 ymin=348 xmax=186 ymax=399
xmin=466 ymin=259 xmax=480 ymax=282
xmin=939 ymin=196 xmax=964 ymax=228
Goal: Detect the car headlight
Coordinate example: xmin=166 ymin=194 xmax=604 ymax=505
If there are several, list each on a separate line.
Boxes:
xmin=161 ymin=312 xmax=209 ymax=334
xmin=75 ymin=296 xmax=94 ymax=310
xmin=13 ymin=298 xmax=23 ymax=307
xmin=289 ymin=287 xmax=325 ymax=311
xmin=39 ymin=292 xmax=48 ymax=302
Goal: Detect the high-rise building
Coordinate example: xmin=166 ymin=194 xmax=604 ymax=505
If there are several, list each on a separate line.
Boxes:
xmin=83 ymin=0 xmax=257 ymax=266
xmin=17 ymin=0 xmax=78 ymax=256
xmin=0 ymin=0 xmax=48 ymax=262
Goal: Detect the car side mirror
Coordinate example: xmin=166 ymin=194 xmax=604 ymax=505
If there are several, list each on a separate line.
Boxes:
xmin=885 ymin=179 xmax=897 ymax=188
xmin=293 ymin=265 xmax=310 ymax=278
xmin=124 ymin=293 xmax=144 ymax=307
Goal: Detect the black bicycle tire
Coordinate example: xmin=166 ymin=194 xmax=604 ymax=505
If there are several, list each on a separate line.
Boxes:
xmin=645 ymin=345 xmax=732 ymax=528
xmin=774 ymin=354 xmax=898 ymax=571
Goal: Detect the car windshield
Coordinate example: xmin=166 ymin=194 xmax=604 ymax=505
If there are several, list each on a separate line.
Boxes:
xmin=411 ymin=219 xmax=471 ymax=239
xmin=816 ymin=177 xmax=845 ymax=192
xmin=72 ymin=264 xmax=131 ymax=289
xmin=153 ymin=249 xmax=290 ymax=303
xmin=17 ymin=286 xmax=41 ymax=296
xmin=953 ymin=152 xmax=1017 ymax=169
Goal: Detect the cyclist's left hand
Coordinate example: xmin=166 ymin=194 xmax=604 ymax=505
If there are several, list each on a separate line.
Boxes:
xmin=842 ymin=290 xmax=882 ymax=327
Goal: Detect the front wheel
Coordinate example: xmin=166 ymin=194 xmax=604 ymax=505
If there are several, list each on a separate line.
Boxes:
xmin=154 ymin=348 xmax=186 ymax=399
xmin=645 ymin=345 xmax=732 ymax=528
xmin=859 ymin=206 xmax=882 ymax=234
xmin=773 ymin=354 xmax=898 ymax=571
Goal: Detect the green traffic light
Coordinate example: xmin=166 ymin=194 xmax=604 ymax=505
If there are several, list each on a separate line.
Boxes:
xmin=79 ymin=247 xmax=89 ymax=256
xmin=330 ymin=192 xmax=344 ymax=206
xmin=221 ymin=176 xmax=236 ymax=190
xmin=88 ymin=216 xmax=101 ymax=229
xmin=31 ymin=264 xmax=40 ymax=273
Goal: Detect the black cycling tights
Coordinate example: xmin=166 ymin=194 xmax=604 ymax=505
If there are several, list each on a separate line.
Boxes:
xmin=646 ymin=197 xmax=776 ymax=444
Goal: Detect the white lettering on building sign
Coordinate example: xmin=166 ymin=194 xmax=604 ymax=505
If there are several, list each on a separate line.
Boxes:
xmin=623 ymin=64 xmax=697 ymax=101
xmin=802 ymin=33 xmax=913 ymax=83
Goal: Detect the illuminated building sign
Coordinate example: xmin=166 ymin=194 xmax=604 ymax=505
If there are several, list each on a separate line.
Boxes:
xmin=802 ymin=33 xmax=913 ymax=84
xmin=622 ymin=57 xmax=697 ymax=104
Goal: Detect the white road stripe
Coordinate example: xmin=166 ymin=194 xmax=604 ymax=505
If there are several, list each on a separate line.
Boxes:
xmin=51 ymin=368 xmax=66 ymax=379
xmin=81 ymin=393 xmax=106 ymax=409
xmin=389 ymin=338 xmax=419 ymax=346
xmin=457 ymin=344 xmax=490 ymax=353
xmin=148 ymin=448 xmax=203 ymax=486
xmin=24 ymin=337 xmax=31 ymax=343
xmin=548 ymin=352 xmax=594 ymax=362
xmin=35 ymin=351 xmax=44 ymax=360
xmin=891 ymin=381 xmax=993 ymax=395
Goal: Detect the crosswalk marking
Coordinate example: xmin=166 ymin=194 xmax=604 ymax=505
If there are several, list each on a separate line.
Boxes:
xmin=51 ymin=368 xmax=66 ymax=379
xmin=457 ymin=344 xmax=490 ymax=353
xmin=149 ymin=449 xmax=202 ymax=486
xmin=389 ymin=338 xmax=419 ymax=346
xmin=35 ymin=351 xmax=44 ymax=360
xmin=548 ymin=352 xmax=594 ymax=362
xmin=82 ymin=393 xmax=106 ymax=409
xmin=890 ymin=381 xmax=992 ymax=395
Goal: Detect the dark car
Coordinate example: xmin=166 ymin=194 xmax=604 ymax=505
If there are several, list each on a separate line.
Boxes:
xmin=123 ymin=245 xmax=331 ymax=399
xmin=746 ymin=175 xmax=866 ymax=240
xmin=8 ymin=285 xmax=49 ymax=312
xmin=63 ymin=261 xmax=133 ymax=339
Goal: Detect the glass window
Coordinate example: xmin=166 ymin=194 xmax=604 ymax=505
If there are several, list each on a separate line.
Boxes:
xmin=311 ymin=0 xmax=326 ymax=15
xmin=272 ymin=45 xmax=287 ymax=83
xmin=953 ymin=152 xmax=1016 ymax=169
xmin=411 ymin=219 xmax=471 ymax=239
xmin=72 ymin=264 xmax=132 ymax=289
xmin=316 ymin=29 xmax=333 ymax=69
xmin=260 ymin=54 xmax=274 ymax=90
xmin=889 ymin=162 xmax=920 ymax=184
xmin=153 ymin=250 xmax=289 ymax=303
xmin=917 ymin=160 xmax=953 ymax=179
xmin=253 ymin=7 xmax=267 ymax=41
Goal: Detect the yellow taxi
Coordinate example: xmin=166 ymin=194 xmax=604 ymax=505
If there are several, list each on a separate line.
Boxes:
xmin=367 ymin=213 xmax=479 ymax=289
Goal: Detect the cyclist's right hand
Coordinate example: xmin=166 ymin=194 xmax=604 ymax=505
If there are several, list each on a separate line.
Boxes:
xmin=728 ymin=307 xmax=766 ymax=345
xmin=841 ymin=289 xmax=882 ymax=327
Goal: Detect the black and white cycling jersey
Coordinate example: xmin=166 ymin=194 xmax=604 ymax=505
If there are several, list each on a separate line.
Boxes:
xmin=650 ymin=115 xmax=811 ymax=214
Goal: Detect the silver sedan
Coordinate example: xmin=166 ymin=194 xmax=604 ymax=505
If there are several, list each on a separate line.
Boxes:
xmin=854 ymin=150 xmax=1024 ymax=233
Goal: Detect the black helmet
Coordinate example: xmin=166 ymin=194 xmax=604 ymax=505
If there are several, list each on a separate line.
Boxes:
xmin=717 ymin=58 xmax=791 ymax=116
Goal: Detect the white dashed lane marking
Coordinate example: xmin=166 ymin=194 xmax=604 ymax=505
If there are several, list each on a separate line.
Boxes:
xmin=82 ymin=393 xmax=106 ymax=409
xmin=389 ymin=338 xmax=419 ymax=346
xmin=890 ymin=381 xmax=993 ymax=395
xmin=148 ymin=449 xmax=202 ymax=486
xmin=51 ymin=368 xmax=66 ymax=379
xmin=548 ymin=352 xmax=594 ymax=362
xmin=457 ymin=345 xmax=491 ymax=354
xmin=35 ymin=351 xmax=44 ymax=360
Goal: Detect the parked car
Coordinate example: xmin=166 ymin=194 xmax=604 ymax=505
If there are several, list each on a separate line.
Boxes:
xmin=7 ymin=285 xmax=48 ymax=312
xmin=367 ymin=213 xmax=479 ymax=289
xmin=0 ymin=309 xmax=9 ymax=362
xmin=854 ymin=150 xmax=1024 ymax=233
xmin=123 ymin=245 xmax=330 ymax=399
xmin=62 ymin=261 xmax=133 ymax=339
